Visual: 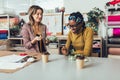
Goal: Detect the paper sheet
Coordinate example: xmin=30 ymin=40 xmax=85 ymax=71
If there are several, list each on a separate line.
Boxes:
xmin=0 ymin=62 xmax=27 ymax=69
xmin=0 ymin=54 xmax=26 ymax=62
xmin=0 ymin=54 xmax=27 ymax=69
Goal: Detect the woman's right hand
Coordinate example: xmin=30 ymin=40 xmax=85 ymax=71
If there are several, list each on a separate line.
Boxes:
xmin=35 ymin=36 xmax=42 ymax=41
xmin=61 ymin=46 xmax=68 ymax=55
xmin=31 ymin=36 xmax=42 ymax=44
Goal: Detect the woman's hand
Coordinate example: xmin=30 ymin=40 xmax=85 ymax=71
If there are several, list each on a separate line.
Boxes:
xmin=35 ymin=36 xmax=42 ymax=41
xmin=61 ymin=46 xmax=68 ymax=55
xmin=31 ymin=36 xmax=42 ymax=44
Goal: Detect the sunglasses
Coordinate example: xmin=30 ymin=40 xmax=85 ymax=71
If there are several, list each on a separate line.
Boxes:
xmin=69 ymin=16 xmax=76 ymax=21
xmin=68 ymin=16 xmax=83 ymax=23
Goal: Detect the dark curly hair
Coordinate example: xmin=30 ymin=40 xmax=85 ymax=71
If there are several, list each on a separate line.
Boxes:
xmin=69 ymin=12 xmax=86 ymax=34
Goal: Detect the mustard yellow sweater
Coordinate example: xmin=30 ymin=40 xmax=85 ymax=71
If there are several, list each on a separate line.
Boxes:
xmin=65 ymin=27 xmax=93 ymax=56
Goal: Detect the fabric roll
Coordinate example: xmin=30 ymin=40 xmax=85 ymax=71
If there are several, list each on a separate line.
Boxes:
xmin=108 ymin=38 xmax=120 ymax=44
xmin=0 ymin=30 xmax=8 ymax=34
xmin=113 ymin=28 xmax=120 ymax=37
xmin=108 ymin=48 xmax=120 ymax=55
xmin=108 ymin=21 xmax=120 ymax=26
xmin=108 ymin=15 xmax=120 ymax=26
xmin=108 ymin=15 xmax=120 ymax=21
xmin=0 ymin=30 xmax=8 ymax=39
xmin=108 ymin=28 xmax=120 ymax=37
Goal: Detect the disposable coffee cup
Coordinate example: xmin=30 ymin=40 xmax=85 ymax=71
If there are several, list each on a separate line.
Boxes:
xmin=76 ymin=59 xmax=84 ymax=69
xmin=76 ymin=54 xmax=85 ymax=69
xmin=41 ymin=52 xmax=50 ymax=63
xmin=42 ymin=54 xmax=49 ymax=63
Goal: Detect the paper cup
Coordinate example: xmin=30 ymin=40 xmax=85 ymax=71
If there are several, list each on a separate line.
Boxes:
xmin=76 ymin=59 xmax=84 ymax=69
xmin=42 ymin=54 xmax=49 ymax=63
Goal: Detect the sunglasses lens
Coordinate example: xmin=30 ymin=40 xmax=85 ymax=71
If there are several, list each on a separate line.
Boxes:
xmin=69 ymin=16 xmax=76 ymax=20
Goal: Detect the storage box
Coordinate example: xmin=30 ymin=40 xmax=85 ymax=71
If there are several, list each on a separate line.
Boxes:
xmin=0 ymin=30 xmax=8 ymax=39
xmin=0 ymin=33 xmax=8 ymax=39
xmin=48 ymin=43 xmax=58 ymax=48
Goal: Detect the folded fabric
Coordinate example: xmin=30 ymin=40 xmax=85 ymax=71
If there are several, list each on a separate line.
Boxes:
xmin=108 ymin=15 xmax=120 ymax=21
xmin=108 ymin=48 xmax=120 ymax=55
xmin=108 ymin=28 xmax=120 ymax=37
xmin=0 ymin=30 xmax=8 ymax=34
xmin=108 ymin=21 xmax=120 ymax=26
xmin=108 ymin=38 xmax=120 ymax=44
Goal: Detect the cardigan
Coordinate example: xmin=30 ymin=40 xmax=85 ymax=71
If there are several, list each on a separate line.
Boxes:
xmin=20 ymin=23 xmax=47 ymax=52
xmin=65 ymin=27 xmax=93 ymax=56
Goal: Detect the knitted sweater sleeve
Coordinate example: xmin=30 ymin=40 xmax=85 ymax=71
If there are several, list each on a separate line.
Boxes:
xmin=65 ymin=31 xmax=71 ymax=50
xmin=83 ymin=27 xmax=94 ymax=56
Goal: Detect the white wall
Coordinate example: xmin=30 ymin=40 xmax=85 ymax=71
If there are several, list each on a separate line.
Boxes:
xmin=4 ymin=0 xmax=30 ymax=15
xmin=3 ymin=0 xmax=63 ymax=14
xmin=0 ymin=0 xmax=4 ymax=8
xmin=64 ymin=0 xmax=111 ymax=13
xmin=1 ymin=0 xmax=112 ymax=14
xmin=33 ymin=0 xmax=63 ymax=9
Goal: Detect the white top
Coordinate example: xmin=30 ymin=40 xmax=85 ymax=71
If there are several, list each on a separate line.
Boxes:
xmin=0 ymin=54 xmax=120 ymax=80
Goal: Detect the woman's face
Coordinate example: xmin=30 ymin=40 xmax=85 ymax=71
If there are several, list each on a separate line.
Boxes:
xmin=32 ymin=9 xmax=43 ymax=23
xmin=69 ymin=20 xmax=82 ymax=33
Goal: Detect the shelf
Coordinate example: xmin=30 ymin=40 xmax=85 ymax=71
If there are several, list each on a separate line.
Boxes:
xmin=0 ymin=29 xmax=9 ymax=30
xmin=106 ymin=26 xmax=120 ymax=28
xmin=6 ymin=38 xmax=23 ymax=51
xmin=8 ymin=37 xmax=23 ymax=40
xmin=0 ymin=14 xmax=15 ymax=18
xmin=0 ymin=14 xmax=17 ymax=39
xmin=106 ymin=6 xmax=120 ymax=11
xmin=93 ymin=35 xmax=101 ymax=40
xmin=107 ymin=44 xmax=120 ymax=47
xmin=105 ymin=6 xmax=120 ymax=57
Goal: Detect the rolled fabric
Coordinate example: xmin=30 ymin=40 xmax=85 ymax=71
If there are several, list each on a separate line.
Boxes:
xmin=108 ymin=48 xmax=120 ymax=55
xmin=113 ymin=28 xmax=120 ymax=37
xmin=108 ymin=38 xmax=120 ymax=44
xmin=108 ymin=28 xmax=120 ymax=37
xmin=108 ymin=15 xmax=120 ymax=26
xmin=108 ymin=21 xmax=120 ymax=26
xmin=0 ymin=30 xmax=8 ymax=34
xmin=108 ymin=15 xmax=120 ymax=21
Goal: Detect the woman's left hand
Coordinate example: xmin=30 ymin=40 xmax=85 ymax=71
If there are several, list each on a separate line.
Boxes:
xmin=61 ymin=46 xmax=68 ymax=55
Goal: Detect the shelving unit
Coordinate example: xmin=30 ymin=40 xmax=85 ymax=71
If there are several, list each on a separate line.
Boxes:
xmin=0 ymin=14 xmax=9 ymax=39
xmin=58 ymin=38 xmax=67 ymax=54
xmin=0 ymin=14 xmax=23 ymax=51
xmin=92 ymin=35 xmax=102 ymax=57
xmin=105 ymin=5 xmax=120 ymax=57
xmin=6 ymin=37 xmax=24 ymax=51
xmin=0 ymin=14 xmax=16 ymax=39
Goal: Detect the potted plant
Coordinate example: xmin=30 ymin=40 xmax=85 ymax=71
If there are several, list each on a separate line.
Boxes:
xmin=86 ymin=7 xmax=105 ymax=34
xmin=46 ymin=36 xmax=58 ymax=48
xmin=47 ymin=36 xmax=58 ymax=43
